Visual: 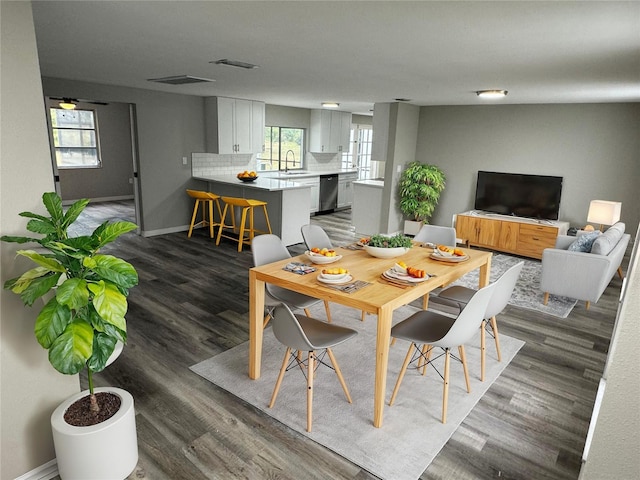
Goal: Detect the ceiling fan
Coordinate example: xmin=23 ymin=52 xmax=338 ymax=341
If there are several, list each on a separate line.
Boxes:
xmin=48 ymin=96 xmax=109 ymax=110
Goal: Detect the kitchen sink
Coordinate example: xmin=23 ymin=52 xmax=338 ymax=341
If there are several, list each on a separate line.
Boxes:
xmin=283 ymin=171 xmax=309 ymax=175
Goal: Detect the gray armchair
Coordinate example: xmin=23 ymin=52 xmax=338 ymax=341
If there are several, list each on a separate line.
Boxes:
xmin=540 ymin=222 xmax=629 ymax=309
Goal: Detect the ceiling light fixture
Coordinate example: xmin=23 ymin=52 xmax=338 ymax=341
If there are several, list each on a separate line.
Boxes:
xmin=321 ymin=102 xmax=340 ymax=108
xmin=476 ymin=90 xmax=508 ymax=99
xmin=147 ymin=75 xmax=215 ymax=85
xmin=59 ymin=99 xmax=77 ymax=110
xmin=211 ymin=59 xmax=259 ymax=69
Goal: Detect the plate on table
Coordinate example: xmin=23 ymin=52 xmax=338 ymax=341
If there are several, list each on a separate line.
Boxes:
xmin=317 ymin=274 xmax=353 ymax=285
xmin=305 ymin=251 xmax=342 ymax=264
xmin=430 ymin=252 xmax=469 ymax=262
xmin=382 ymin=269 xmax=429 ymax=283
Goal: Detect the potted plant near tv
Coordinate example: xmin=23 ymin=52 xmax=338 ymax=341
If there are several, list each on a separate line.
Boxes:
xmin=398 ymin=161 xmax=446 ymax=235
xmin=1 ymin=192 xmax=139 ymax=480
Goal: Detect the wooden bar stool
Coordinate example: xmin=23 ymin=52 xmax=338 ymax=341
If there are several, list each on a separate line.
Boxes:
xmin=186 ymin=189 xmax=222 ymax=238
xmin=216 ymin=196 xmax=272 ymax=252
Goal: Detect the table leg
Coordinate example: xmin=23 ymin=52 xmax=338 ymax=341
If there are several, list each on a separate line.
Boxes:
xmin=373 ymin=305 xmax=393 ymax=428
xmin=249 ymin=270 xmax=265 ymax=379
xmin=478 ymin=254 xmax=492 ymax=288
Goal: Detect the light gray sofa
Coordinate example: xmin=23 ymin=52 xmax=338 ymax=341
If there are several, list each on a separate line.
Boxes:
xmin=540 ymin=222 xmax=630 ymax=309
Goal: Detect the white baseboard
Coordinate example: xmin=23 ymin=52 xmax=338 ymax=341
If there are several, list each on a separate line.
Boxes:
xmin=61 ymin=195 xmax=134 ymax=206
xmin=14 ymin=459 xmax=58 ymax=480
xmin=141 ymin=224 xmax=189 ymax=237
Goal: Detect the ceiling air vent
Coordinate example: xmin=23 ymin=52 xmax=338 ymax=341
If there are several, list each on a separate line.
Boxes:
xmin=147 ymin=75 xmax=215 ymax=85
xmin=210 ymin=59 xmax=259 ymax=69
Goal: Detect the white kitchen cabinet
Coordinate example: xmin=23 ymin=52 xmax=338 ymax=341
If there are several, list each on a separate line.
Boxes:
xmin=205 ymin=96 xmax=265 ymax=154
xmin=337 ymin=172 xmax=358 ymax=208
xmin=296 ymin=176 xmax=320 ymax=213
xmin=310 ymin=110 xmax=352 ymax=153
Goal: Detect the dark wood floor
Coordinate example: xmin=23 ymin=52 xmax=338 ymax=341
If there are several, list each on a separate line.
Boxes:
xmin=67 ymin=202 xmax=626 ymax=480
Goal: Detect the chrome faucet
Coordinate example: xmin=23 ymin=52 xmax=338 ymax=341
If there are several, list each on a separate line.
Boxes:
xmin=284 ymin=150 xmax=295 ymax=172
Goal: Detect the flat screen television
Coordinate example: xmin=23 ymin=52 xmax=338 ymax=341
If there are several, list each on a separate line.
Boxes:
xmin=474 ymin=171 xmax=563 ymax=220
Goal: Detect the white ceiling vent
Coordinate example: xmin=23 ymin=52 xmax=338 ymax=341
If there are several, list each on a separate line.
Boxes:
xmin=210 ymin=59 xmax=259 ymax=69
xmin=147 ymin=75 xmax=215 ymax=85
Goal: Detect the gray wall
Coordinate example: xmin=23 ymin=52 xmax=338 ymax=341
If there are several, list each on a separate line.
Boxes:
xmin=42 ymin=77 xmax=206 ymax=236
xmin=1 ymin=3 xmax=80 ymax=478
xmin=46 ymin=98 xmax=135 ymax=202
xmin=415 ymin=104 xmax=640 ymax=232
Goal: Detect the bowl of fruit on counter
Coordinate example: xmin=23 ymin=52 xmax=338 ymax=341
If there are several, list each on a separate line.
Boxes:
xmin=305 ymin=247 xmax=342 ymax=264
xmin=237 ymin=171 xmax=258 ymax=182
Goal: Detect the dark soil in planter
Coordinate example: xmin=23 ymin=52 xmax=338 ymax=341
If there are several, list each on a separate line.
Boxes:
xmin=64 ymin=392 xmax=122 ymax=427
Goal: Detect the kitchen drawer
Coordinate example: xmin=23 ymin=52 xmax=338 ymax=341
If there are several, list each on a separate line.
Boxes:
xmin=517 ymin=223 xmax=557 ymax=258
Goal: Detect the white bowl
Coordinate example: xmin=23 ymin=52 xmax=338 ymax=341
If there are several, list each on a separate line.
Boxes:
xmin=320 ymin=272 xmax=348 ymax=281
xmin=364 ymin=245 xmax=410 ymax=259
xmin=434 ymin=247 xmax=454 ymax=257
xmin=393 ymin=263 xmax=407 ymax=274
xmin=305 ymin=251 xmax=342 ymax=264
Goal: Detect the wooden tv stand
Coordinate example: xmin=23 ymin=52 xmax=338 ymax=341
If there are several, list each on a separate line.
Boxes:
xmin=455 ymin=211 xmax=570 ymax=260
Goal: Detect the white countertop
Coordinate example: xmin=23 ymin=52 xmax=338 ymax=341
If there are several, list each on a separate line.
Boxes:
xmin=354 ymin=179 xmax=384 ymax=188
xmin=194 ymin=175 xmax=311 ymax=192
xmin=261 ymin=169 xmax=358 ymax=180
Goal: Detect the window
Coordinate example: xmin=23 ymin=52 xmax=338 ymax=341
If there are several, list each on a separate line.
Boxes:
xmin=342 ymin=125 xmax=372 ymax=178
xmin=50 ymin=108 xmax=101 ymax=168
xmin=261 ymin=126 xmax=304 ymax=171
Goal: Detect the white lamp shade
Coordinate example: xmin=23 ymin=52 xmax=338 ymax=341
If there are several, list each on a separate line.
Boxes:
xmin=587 ymin=200 xmax=622 ymax=226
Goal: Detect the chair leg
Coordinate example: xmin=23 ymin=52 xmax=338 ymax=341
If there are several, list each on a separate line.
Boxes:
xmin=307 ymin=351 xmax=315 ymax=432
xmin=207 ymin=200 xmax=215 ymax=238
xmin=238 ymin=207 xmax=249 ymax=252
xmin=389 ymin=343 xmax=414 ymax=406
xmin=480 ymin=319 xmax=486 ymax=382
xmin=543 ymin=292 xmax=549 ymax=305
xmin=586 ymin=300 xmax=591 ymax=310
xmin=262 ymin=204 xmax=273 ymax=234
xmin=420 ymin=344 xmax=434 ymax=376
xmin=459 ymin=345 xmax=471 ymax=393
xmin=617 ymin=266 xmax=623 ymax=279
xmin=422 ymin=294 xmax=429 ymax=310
xmin=324 ymin=301 xmax=332 ymax=323
xmin=326 ymin=348 xmax=352 ymax=403
xmin=263 ymin=313 xmax=271 ymax=329
xmin=361 ymin=310 xmax=366 ymax=321
xmin=490 ymin=316 xmax=502 ymax=362
xmin=303 ymin=308 xmax=311 ymax=317
xmin=442 ymin=348 xmax=450 ymax=424
xmin=269 ymin=347 xmax=291 ymax=408
xmin=215 ymin=204 xmax=230 ymax=245
xmin=188 ymin=199 xmax=200 ymax=238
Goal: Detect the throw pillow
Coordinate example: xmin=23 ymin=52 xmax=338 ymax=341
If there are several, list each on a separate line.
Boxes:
xmin=568 ymin=231 xmax=601 ymax=252
xmin=591 ymin=222 xmax=625 ymax=255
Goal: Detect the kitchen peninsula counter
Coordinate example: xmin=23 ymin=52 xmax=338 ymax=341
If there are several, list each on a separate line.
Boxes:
xmin=194 ymin=175 xmax=311 ymax=246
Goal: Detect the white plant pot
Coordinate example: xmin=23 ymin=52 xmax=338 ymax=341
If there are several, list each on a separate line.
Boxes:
xmin=403 ymin=220 xmax=423 ymax=236
xmin=51 ymin=387 xmax=138 ymax=480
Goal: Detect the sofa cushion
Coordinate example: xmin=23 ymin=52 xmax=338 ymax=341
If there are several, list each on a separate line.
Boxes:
xmin=591 ymin=222 xmax=625 ymax=255
xmin=568 ymin=231 xmax=601 ymax=252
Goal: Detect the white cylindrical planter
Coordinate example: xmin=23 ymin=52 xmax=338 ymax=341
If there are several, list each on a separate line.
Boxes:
xmin=51 ymin=387 xmax=138 ymax=480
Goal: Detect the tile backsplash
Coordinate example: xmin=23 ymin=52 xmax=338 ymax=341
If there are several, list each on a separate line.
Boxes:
xmin=192 ymin=151 xmax=343 ymax=176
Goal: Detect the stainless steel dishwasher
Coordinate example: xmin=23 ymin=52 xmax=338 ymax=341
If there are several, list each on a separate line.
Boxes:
xmin=319 ymin=174 xmax=338 ymax=213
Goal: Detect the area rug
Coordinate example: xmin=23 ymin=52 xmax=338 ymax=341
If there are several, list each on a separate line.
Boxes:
xmin=448 ymin=253 xmax=577 ymax=318
xmin=190 ymin=303 xmax=524 ymax=480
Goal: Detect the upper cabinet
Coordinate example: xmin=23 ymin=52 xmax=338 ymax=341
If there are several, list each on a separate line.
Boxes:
xmin=205 ymin=96 xmax=265 ymax=154
xmin=309 ymin=110 xmax=352 ymax=153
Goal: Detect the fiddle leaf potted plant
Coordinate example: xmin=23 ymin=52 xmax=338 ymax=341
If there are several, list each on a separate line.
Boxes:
xmin=1 ymin=192 xmax=139 ymax=479
xmin=399 ymin=162 xmax=446 ymax=234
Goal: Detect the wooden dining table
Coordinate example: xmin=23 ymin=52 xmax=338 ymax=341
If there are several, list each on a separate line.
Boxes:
xmin=248 ymin=243 xmax=492 ymax=428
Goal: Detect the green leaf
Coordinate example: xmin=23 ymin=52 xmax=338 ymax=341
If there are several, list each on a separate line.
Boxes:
xmin=26 ymin=219 xmax=56 ymax=235
xmin=56 ymin=278 xmax=90 ymax=310
xmin=91 ymin=221 xmax=137 ymax=248
xmin=5 ymin=267 xmax=50 ymax=293
xmin=21 ymin=274 xmax=61 ymax=306
xmin=48 ymin=320 xmax=93 ymax=375
xmin=16 ymin=250 xmax=66 ymax=272
xmin=62 ymin=199 xmax=90 ymax=230
xmin=87 ymin=332 xmax=117 ymax=373
xmin=89 ymin=281 xmax=127 ymax=332
xmin=42 ymin=192 xmax=64 ymax=223
xmin=86 ymin=255 xmax=139 ymax=289
xmin=18 ymin=211 xmax=50 ymax=222
xmin=0 ymin=235 xmax=41 ymax=244
xmin=35 ymin=297 xmax=72 ymax=348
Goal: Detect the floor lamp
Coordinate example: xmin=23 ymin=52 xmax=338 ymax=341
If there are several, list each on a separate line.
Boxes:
xmin=587 ymin=200 xmax=622 ymax=231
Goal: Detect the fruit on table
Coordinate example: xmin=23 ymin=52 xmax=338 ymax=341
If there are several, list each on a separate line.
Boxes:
xmin=310 ymin=247 xmax=337 ymax=257
xmin=406 ymin=266 xmax=426 ymax=278
xmin=359 ymin=237 xmax=370 ymax=245
xmin=453 ymin=248 xmax=465 ymax=256
xmin=322 ymin=267 xmax=348 ymax=275
xmin=396 ymin=261 xmax=407 ymax=268
xmin=237 ymin=170 xmax=257 ymax=178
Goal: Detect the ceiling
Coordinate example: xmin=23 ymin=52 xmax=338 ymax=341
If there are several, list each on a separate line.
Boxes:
xmin=31 ymin=1 xmax=640 ymax=115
